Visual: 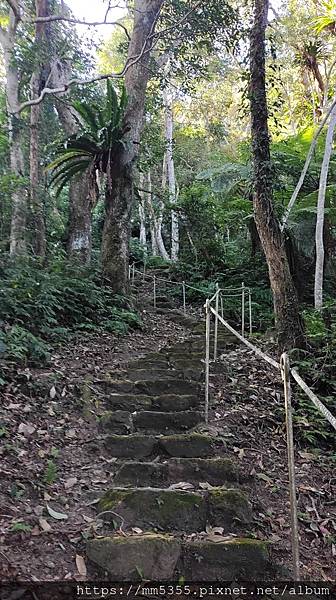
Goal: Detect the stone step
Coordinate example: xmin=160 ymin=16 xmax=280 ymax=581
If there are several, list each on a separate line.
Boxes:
xmin=113 ymin=457 xmax=240 ymax=487
xmin=98 ymin=487 xmax=252 ymax=533
xmin=106 ymin=393 xmax=200 ymax=412
xmin=87 ymin=535 xmax=272 ymax=581
xmin=103 ymin=379 xmax=201 ymax=397
xmin=100 ymin=410 xmax=203 ymax=435
xmin=111 ymin=368 xmax=202 ymax=383
xmin=104 ymin=433 xmax=214 ymax=458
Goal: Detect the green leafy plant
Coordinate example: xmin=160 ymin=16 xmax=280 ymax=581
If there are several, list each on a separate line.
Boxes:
xmin=43 ymin=460 xmax=58 ymax=485
xmin=48 ymin=81 xmax=128 ymax=195
xmin=10 ymin=522 xmax=32 ymax=533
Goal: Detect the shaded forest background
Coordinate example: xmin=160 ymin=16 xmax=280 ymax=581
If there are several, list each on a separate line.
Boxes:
xmin=0 ymin=0 xmax=335 ymax=446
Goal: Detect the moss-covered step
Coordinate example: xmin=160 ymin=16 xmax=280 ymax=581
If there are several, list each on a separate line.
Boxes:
xmin=106 ymin=393 xmax=200 ymax=412
xmin=207 ymin=488 xmax=252 ymax=527
xmin=133 ymin=410 xmax=203 ymax=434
xmin=87 ymin=534 xmax=181 ymax=580
xmin=159 ymin=433 xmax=214 ymax=457
xmin=104 ymin=434 xmax=157 ymax=458
xmin=98 ymin=487 xmax=251 ymax=532
xmin=182 ymin=538 xmax=271 ymax=580
xmin=104 ymin=379 xmax=201 ymax=397
xmin=99 ymin=489 xmax=207 ymax=532
xmin=87 ymin=535 xmax=272 ymax=581
xmin=113 ymin=458 xmax=240 ymax=487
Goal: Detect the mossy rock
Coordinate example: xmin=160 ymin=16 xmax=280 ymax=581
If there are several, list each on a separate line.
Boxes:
xmin=99 ymin=489 xmax=207 ymax=532
xmin=104 ymin=434 xmax=157 ymax=458
xmin=159 ymin=433 xmax=213 ymax=457
xmin=182 ymin=538 xmax=271 ymax=580
xmin=87 ymin=534 xmax=181 ymax=580
xmin=168 ymin=458 xmax=239 ymax=485
xmin=207 ymin=488 xmax=253 ymax=527
xmin=99 ymin=411 xmax=133 ymax=434
xmin=133 ymin=410 xmax=203 ymax=434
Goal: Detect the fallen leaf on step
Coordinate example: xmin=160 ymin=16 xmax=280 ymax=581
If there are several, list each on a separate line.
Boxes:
xmin=169 ymin=482 xmax=194 ymax=490
xmin=132 ymin=527 xmax=143 ymax=534
xmin=46 ymin=505 xmax=68 ymax=520
xmin=75 ymin=555 xmax=87 ymax=577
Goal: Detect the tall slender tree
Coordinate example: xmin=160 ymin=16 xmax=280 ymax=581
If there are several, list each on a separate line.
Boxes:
xmin=250 ymin=0 xmax=304 ymax=349
xmin=101 ymin=0 xmax=164 ymax=293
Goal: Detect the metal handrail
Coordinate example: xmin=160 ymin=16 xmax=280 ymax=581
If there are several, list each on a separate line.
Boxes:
xmin=204 ymin=296 xmax=336 ymax=581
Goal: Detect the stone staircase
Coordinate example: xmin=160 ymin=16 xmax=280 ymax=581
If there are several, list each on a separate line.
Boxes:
xmin=87 ymin=290 xmax=276 ymax=581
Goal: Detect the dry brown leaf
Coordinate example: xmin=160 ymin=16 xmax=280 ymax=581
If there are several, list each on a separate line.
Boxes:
xmin=18 ymin=423 xmax=36 ymax=436
xmin=64 ymin=477 xmax=77 ymax=489
xmin=75 ymin=555 xmax=87 ymax=577
xmin=39 ymin=518 xmax=52 ymax=532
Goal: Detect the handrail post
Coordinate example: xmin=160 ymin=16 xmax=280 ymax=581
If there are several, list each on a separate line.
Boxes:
xmin=128 ymin=264 xmax=131 ymax=281
xmin=205 ymin=299 xmax=211 ymax=424
xmin=182 ymin=281 xmax=186 ymax=314
xmin=281 ymin=353 xmax=300 ymax=581
xmin=132 ymin=263 xmax=135 ymax=284
xmin=241 ymin=282 xmax=245 ymax=337
xmin=214 ymin=283 xmax=219 ymax=360
xmin=220 ymin=294 xmax=224 ymax=319
xmin=153 ymin=275 xmax=156 ymax=309
xmin=249 ymin=290 xmax=252 ymax=335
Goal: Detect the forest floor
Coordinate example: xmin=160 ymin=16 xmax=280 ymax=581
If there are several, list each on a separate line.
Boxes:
xmin=0 ymin=302 xmax=335 ymax=583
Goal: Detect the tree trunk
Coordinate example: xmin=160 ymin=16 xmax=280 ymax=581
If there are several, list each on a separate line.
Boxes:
xmin=314 ymin=103 xmax=336 ymax=310
xmin=164 ymin=87 xmax=179 ymax=261
xmin=1 ymin=11 xmax=27 ymax=256
xmin=101 ymin=0 xmax=164 ymax=293
xmin=250 ymin=0 xmax=303 ymax=350
xmin=51 ymin=61 xmax=93 ymax=263
xmin=29 ymin=0 xmax=49 ymax=258
xmin=102 ymin=166 xmax=133 ymax=290
xmin=139 ymin=173 xmax=147 ymax=251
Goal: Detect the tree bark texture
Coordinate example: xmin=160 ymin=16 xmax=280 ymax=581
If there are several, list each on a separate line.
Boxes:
xmin=1 ymin=9 xmax=27 ymax=256
xmin=29 ymin=0 xmax=50 ymax=258
xmin=101 ymin=0 xmax=164 ymax=293
xmin=163 ymin=87 xmax=179 ymax=261
xmin=314 ymin=102 xmax=336 ymax=310
xmin=250 ymin=0 xmax=304 ymax=350
xmin=139 ymin=173 xmax=147 ymax=250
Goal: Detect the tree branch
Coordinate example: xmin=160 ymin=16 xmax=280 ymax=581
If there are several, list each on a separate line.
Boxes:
xmin=5 ymin=0 xmax=20 ymax=21
xmin=31 ymin=16 xmax=130 ymax=39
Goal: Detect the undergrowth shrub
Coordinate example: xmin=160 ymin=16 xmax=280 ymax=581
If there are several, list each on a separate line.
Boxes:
xmin=289 ymin=302 xmax=336 ymax=448
xmin=0 ymin=258 xmax=142 ymax=367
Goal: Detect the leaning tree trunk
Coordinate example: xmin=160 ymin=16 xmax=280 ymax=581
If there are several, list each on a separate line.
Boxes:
xmin=163 ymin=87 xmax=179 ymax=261
xmin=51 ymin=61 xmax=94 ymax=264
xmin=314 ymin=103 xmax=336 ymax=310
xmin=250 ymin=0 xmax=303 ymax=350
xmin=101 ymin=0 xmax=164 ymax=293
xmin=0 ymin=10 xmax=27 ymax=256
